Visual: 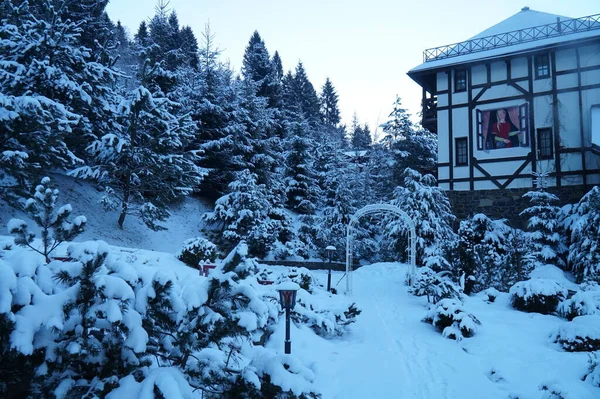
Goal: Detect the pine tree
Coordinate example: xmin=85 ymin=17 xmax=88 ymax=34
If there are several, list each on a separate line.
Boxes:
xmin=71 ymin=66 xmax=206 ymax=230
xmin=41 ymin=243 xmax=148 ymax=397
xmin=320 ymin=78 xmax=341 ymax=128
xmin=520 ymin=190 xmax=567 ymax=269
xmin=350 ymin=114 xmax=371 ymax=150
xmin=568 ymin=187 xmax=600 ymax=283
xmin=0 ymin=0 xmax=120 ymax=185
xmin=285 ymin=133 xmax=321 ymax=215
xmin=388 ymin=169 xmax=456 ymax=267
xmin=380 ymin=97 xmax=437 ymax=182
xmin=454 ymin=214 xmax=512 ymax=293
xmin=8 ymin=177 xmax=86 ymax=262
xmin=242 ymin=31 xmax=278 ymax=105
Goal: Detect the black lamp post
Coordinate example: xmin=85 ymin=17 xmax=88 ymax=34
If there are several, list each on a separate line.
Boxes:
xmin=326 ymin=245 xmax=336 ymax=292
xmin=277 ymin=282 xmax=299 ymax=354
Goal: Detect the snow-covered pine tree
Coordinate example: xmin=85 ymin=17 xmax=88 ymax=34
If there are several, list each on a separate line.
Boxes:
xmin=203 ymin=169 xmax=276 ymax=256
xmin=8 ymin=177 xmax=86 ymax=262
xmin=388 ymin=168 xmax=456 ymax=267
xmin=380 ymin=97 xmax=437 ymax=184
xmin=350 ymin=114 xmax=372 ymax=150
xmin=284 ymin=132 xmax=321 ymax=215
xmin=520 ymin=189 xmax=567 ymax=269
xmin=0 ymin=0 xmax=119 ymax=186
xmin=39 ymin=242 xmax=149 ymax=397
xmin=567 ymin=187 xmax=600 ymax=283
xmin=282 ymin=62 xmax=322 ymax=129
xmin=242 ymin=30 xmax=281 ymax=108
xmin=71 ymin=63 xmax=206 ymax=230
xmin=454 ymin=214 xmax=511 ymax=293
xmin=320 ymin=78 xmax=341 ymax=128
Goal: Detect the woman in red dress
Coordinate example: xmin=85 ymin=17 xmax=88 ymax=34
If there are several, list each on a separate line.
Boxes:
xmin=491 ymin=109 xmax=520 ymax=148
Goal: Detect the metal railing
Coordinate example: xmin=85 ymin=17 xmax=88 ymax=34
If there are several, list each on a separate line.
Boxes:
xmin=423 ymin=13 xmax=600 ymax=62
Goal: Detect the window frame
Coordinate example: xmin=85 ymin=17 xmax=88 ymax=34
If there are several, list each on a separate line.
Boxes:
xmin=534 ymin=54 xmax=550 ymax=79
xmin=455 ymin=137 xmax=468 ymax=166
xmin=454 ymin=69 xmax=467 ymax=93
xmin=537 ymin=127 xmax=554 ymax=159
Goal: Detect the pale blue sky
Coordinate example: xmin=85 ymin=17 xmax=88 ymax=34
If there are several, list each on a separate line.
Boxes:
xmin=106 ymin=0 xmax=599 ymax=136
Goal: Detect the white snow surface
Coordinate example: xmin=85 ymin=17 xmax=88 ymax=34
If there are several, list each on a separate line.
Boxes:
xmin=0 ymin=173 xmax=212 ymax=253
xmin=1 ymin=228 xmax=599 ymax=397
xmin=281 ymin=263 xmax=599 ymax=398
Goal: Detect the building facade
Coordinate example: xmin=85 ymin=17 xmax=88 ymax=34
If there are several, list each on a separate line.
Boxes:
xmin=408 ymin=8 xmax=600 ymax=199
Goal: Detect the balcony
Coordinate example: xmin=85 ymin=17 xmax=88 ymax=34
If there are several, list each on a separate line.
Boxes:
xmin=423 ymin=12 xmax=600 ymax=62
xmin=422 ymin=97 xmax=437 ymax=133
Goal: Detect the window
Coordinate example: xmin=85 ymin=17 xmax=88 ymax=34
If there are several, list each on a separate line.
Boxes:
xmin=592 ymin=105 xmax=600 ymax=148
xmin=454 ymin=69 xmax=467 ymax=92
xmin=455 ymin=137 xmax=468 ymax=166
xmin=537 ymin=128 xmax=553 ymax=159
xmin=476 ymin=103 xmax=529 ymax=151
xmin=535 ymin=54 xmax=550 ymax=79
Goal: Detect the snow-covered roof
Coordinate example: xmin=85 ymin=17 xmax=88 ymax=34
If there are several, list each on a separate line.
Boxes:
xmin=409 ymin=8 xmax=600 ymax=75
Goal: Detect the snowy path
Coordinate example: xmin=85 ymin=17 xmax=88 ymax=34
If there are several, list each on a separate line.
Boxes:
xmin=314 ymin=263 xmax=487 ymax=399
xmin=269 ymin=262 xmax=599 ymax=399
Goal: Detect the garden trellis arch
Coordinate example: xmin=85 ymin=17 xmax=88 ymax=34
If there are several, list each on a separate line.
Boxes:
xmin=346 ymin=204 xmax=416 ymax=294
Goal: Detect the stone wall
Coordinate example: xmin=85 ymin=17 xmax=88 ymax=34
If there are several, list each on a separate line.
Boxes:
xmin=446 ymin=185 xmax=592 ymax=228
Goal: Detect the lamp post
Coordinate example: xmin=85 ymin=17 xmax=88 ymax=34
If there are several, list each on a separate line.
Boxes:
xmin=326 ymin=245 xmax=336 ymax=292
xmin=277 ymin=282 xmax=300 ymax=354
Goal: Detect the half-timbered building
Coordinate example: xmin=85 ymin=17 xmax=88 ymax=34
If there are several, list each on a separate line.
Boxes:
xmin=408 ymin=7 xmax=600 ymax=217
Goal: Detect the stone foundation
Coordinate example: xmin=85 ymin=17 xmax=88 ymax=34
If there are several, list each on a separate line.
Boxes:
xmin=446 ymin=185 xmax=592 ymax=228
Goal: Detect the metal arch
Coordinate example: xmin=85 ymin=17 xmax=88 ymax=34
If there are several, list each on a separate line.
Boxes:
xmin=346 ymin=204 xmax=417 ymax=295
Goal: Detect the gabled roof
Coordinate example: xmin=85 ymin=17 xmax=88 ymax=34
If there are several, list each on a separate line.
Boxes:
xmin=469 ymin=8 xmax=568 ymax=40
xmin=408 ymin=7 xmax=600 ymax=77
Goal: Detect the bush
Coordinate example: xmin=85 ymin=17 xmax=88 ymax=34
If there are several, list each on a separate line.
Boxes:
xmin=557 ymin=289 xmax=600 ymax=321
xmin=409 ymin=267 xmax=461 ymax=304
xmin=422 ymin=298 xmax=480 ymax=340
xmin=483 ymin=287 xmax=501 ymax=303
xmin=585 ymin=352 xmax=600 ymax=387
xmin=509 ymin=279 xmax=567 ymax=314
xmin=553 ymin=316 xmax=600 ymax=352
xmin=176 ymin=237 xmax=217 ymax=267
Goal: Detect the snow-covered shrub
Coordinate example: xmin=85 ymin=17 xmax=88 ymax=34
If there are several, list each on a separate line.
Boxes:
xmin=291 ymin=293 xmax=361 ymax=338
xmin=409 ymin=267 xmax=461 ymax=303
xmin=539 ymin=381 xmax=568 ymax=399
xmin=565 ymin=187 xmax=600 ymax=283
xmin=520 ymin=190 xmax=567 ymax=269
xmin=553 ymin=316 xmax=600 ymax=352
xmin=0 ymin=240 xmax=322 ymax=398
xmin=510 ymin=279 xmax=567 ymax=314
xmin=422 ymin=299 xmax=480 ymax=340
xmin=584 ymin=352 xmax=600 ymax=387
xmin=274 ymin=267 xmax=317 ymax=293
xmin=8 ymin=177 xmax=86 ymax=262
xmin=259 ymin=267 xmax=361 ymax=338
xmin=483 ymin=287 xmax=501 ymax=303
xmin=176 ymin=237 xmax=218 ymax=267
xmin=557 ymin=289 xmax=600 ymax=321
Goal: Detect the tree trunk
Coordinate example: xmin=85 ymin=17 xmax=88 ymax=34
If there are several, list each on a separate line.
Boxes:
xmin=118 ymin=178 xmax=130 ymax=229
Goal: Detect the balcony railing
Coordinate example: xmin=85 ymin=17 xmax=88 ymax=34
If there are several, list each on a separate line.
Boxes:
xmin=423 ymin=13 xmax=600 ymax=62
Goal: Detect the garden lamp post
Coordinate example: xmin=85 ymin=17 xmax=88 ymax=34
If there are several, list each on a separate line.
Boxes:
xmin=277 ymin=282 xmax=300 ymax=354
xmin=326 ymin=245 xmax=336 ymax=292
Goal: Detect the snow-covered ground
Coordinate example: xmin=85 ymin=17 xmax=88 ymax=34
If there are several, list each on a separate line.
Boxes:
xmin=1 ymin=222 xmax=598 ymax=398
xmin=283 ymin=263 xmax=599 ymax=399
xmin=0 ymin=174 xmax=212 ymax=253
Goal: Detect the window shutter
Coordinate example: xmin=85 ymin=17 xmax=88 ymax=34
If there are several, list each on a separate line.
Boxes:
xmin=476 ymin=109 xmax=483 ymax=150
xmin=519 ymin=103 xmax=529 ymax=147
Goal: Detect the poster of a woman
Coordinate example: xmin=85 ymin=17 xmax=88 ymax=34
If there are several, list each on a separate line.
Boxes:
xmin=482 ymin=107 xmax=522 ymax=150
